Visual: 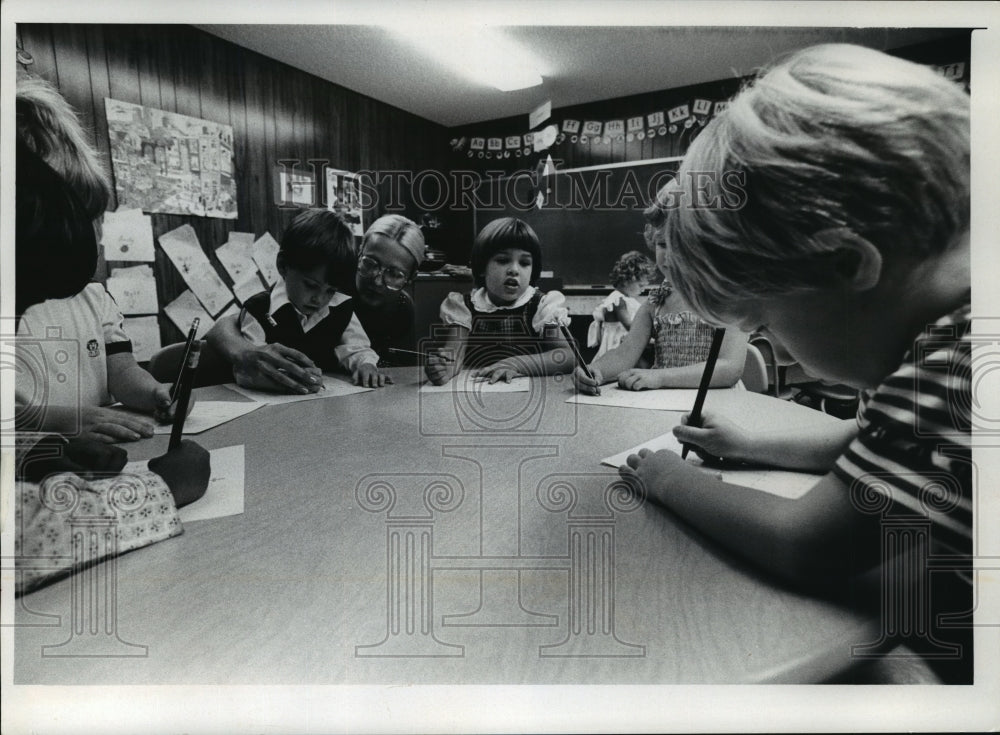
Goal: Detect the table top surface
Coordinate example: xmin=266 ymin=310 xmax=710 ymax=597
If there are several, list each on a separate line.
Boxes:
xmin=15 ymin=369 xmax=878 ymax=685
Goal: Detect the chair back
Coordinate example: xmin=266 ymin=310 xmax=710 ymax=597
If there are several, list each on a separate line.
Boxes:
xmin=741 ymin=342 xmax=770 ymax=393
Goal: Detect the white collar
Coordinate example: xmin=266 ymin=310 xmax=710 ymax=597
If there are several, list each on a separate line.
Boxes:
xmin=269 ymin=277 xmax=351 ymax=333
xmin=469 ymin=285 xmax=537 ymax=313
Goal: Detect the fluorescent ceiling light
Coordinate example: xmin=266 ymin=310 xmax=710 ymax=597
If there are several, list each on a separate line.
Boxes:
xmin=384 ymin=25 xmax=544 ymax=92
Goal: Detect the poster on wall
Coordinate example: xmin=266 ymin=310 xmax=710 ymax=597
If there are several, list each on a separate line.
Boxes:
xmin=325 ymin=168 xmax=363 ymax=237
xmin=104 ymin=98 xmax=238 ymax=219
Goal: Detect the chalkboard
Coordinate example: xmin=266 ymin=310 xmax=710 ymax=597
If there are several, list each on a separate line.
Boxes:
xmin=473 ymin=158 xmax=681 ymax=287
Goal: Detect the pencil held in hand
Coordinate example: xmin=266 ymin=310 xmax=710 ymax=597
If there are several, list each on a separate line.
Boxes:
xmin=681 ymin=327 xmax=726 ymax=460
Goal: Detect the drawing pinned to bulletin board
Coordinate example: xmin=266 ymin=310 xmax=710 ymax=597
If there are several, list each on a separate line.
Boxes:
xmin=158 ymin=225 xmax=233 ymax=316
xmin=101 ymin=208 xmax=155 ymax=261
xmin=325 ymin=169 xmax=364 ymax=237
xmin=104 ymin=98 xmax=236 ymax=219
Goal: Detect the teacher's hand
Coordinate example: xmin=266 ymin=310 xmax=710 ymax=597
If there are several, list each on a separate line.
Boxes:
xmin=233 ymin=343 xmax=321 ymax=394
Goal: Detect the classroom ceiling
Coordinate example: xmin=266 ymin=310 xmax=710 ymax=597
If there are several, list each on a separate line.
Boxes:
xmin=195 ymin=25 xmax=961 ymax=128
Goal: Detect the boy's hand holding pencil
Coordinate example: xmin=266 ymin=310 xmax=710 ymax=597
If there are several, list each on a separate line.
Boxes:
xmin=233 ymin=343 xmax=322 ymax=394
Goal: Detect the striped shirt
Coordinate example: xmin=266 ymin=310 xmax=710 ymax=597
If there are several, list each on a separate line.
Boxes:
xmin=833 ymin=303 xmax=972 ymax=568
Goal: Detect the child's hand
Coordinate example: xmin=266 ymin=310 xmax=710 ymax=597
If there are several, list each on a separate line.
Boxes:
xmin=617 ymin=368 xmax=662 ymax=391
xmin=79 ymin=406 xmax=156 ymax=443
xmin=234 ymin=343 xmax=321 ymax=394
xmin=148 ymin=439 xmax=211 ymax=508
xmin=672 ymin=411 xmax=751 ymax=464
xmin=618 ymin=447 xmax=699 ymax=506
xmin=611 ymin=299 xmax=631 ymax=324
xmin=424 ymin=349 xmax=456 ymax=385
xmin=353 ymin=363 xmax=392 ymax=388
xmin=151 ymin=383 xmax=197 ymax=423
xmin=573 ymin=365 xmax=604 ymax=395
xmin=472 ymin=362 xmax=522 ymax=384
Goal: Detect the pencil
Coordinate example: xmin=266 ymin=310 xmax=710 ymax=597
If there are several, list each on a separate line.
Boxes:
xmin=169 ymin=340 xmax=202 ymax=450
xmin=559 ymin=323 xmax=599 ymax=395
xmin=681 ymin=327 xmax=726 ymax=460
xmin=388 ymin=347 xmax=454 ymax=362
xmin=169 ymin=318 xmax=200 ymax=405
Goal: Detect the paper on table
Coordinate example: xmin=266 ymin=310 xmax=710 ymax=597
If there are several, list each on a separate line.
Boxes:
xmin=113 ymin=401 xmax=263 ymax=434
xmin=123 ymin=316 xmax=161 ymax=362
xmin=215 ymin=234 xmax=258 ymax=283
xmin=419 ymin=372 xmax=532 ymax=393
xmin=601 ymin=431 xmax=821 ymax=500
xmin=568 ymin=386 xmax=739 ymax=411
xmin=106 ymin=268 xmax=159 ymax=314
xmin=224 ymin=375 xmax=374 ymax=404
xmin=101 ymin=208 xmax=155 ymax=261
xmin=158 ymin=224 xmax=233 ymax=316
xmin=252 ymin=232 xmax=281 ymax=286
xmin=163 ymin=289 xmax=214 ymax=338
xmin=123 ymin=445 xmax=245 ymax=523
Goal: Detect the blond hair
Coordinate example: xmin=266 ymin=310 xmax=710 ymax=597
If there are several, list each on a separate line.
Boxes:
xmin=662 ymin=44 xmax=969 ymax=320
xmin=16 ymin=74 xmax=111 ymax=218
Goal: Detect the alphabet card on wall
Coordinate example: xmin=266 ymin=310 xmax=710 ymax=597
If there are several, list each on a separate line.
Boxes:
xmin=215 ymin=232 xmax=259 ymax=284
xmin=158 ymin=224 xmax=233 ymax=317
xmin=163 ymin=289 xmax=214 ymax=339
xmin=106 ymin=264 xmax=159 ymax=314
xmin=252 ymin=233 xmax=281 ymax=287
xmin=101 ymin=208 xmax=155 ymax=261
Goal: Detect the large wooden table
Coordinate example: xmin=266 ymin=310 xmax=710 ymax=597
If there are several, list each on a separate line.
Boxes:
xmin=14 ymin=369 xmax=878 ymax=684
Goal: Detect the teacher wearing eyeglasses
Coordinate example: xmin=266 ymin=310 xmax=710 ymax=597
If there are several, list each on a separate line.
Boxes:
xmin=204 ymin=213 xmax=425 ymax=393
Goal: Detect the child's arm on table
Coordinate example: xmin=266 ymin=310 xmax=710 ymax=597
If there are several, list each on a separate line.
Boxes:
xmin=472 ymin=324 xmax=573 ymax=384
xmin=206 ymin=314 xmax=320 ymax=394
xmin=673 ymin=412 xmax=859 ymax=471
xmin=107 ymin=351 xmax=181 ymax=419
xmin=575 ymin=304 xmax=654 ymax=394
xmin=338 ymin=315 xmax=392 ymax=388
xmin=16 ymin=400 xmax=157 ymax=443
xmin=424 ymin=325 xmax=468 ymax=385
xmin=621 ymin=447 xmax=882 ymax=587
xmin=616 ymin=327 xmax=746 ymax=391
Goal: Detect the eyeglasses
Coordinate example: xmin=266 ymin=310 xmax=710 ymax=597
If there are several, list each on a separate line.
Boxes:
xmin=357 ymin=255 xmax=409 ymax=291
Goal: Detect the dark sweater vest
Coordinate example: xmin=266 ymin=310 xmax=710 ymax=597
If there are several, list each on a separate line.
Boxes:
xmin=241 ymin=290 xmax=355 ymax=372
xmin=462 ymin=290 xmax=545 ymax=369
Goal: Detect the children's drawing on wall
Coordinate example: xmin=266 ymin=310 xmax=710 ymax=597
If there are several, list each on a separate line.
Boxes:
xmin=104 ymin=98 xmax=237 ymax=219
xmin=326 ymin=168 xmax=363 ymax=236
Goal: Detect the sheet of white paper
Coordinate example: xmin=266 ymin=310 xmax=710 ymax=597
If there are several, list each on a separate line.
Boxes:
xmin=601 ymin=431 xmax=821 ymax=500
xmin=106 ymin=272 xmax=159 ymax=314
xmin=101 ymin=208 xmax=155 ymax=261
xmin=419 ymin=372 xmax=532 ymax=393
xmin=215 ymin=236 xmax=258 ymax=283
xmin=224 ymin=375 xmax=374 ymax=404
xmin=218 ymin=302 xmax=241 ymax=320
xmin=233 ymin=272 xmax=266 ymax=304
xmin=163 ymin=289 xmax=214 ymax=338
xmin=567 ymin=386 xmax=739 ymax=411
xmin=159 ymin=224 xmax=233 ymax=316
xmin=123 ymin=316 xmax=162 ymax=362
xmin=123 ymin=445 xmax=245 ymax=523
xmin=157 ymin=401 xmax=263 ymax=434
xmin=252 ymin=232 xmax=281 ymax=286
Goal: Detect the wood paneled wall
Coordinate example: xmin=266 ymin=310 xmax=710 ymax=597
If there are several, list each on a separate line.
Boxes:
xmin=17 ymin=23 xmax=450 ymax=344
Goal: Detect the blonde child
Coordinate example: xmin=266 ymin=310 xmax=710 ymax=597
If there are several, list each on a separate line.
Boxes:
xmin=587 ymin=250 xmax=655 ymax=359
xmin=15 ymin=77 xmax=189 ymax=444
xmin=574 ymin=212 xmax=746 ymax=394
xmin=622 ymin=45 xmax=971 ymax=682
xmin=424 ymin=217 xmax=572 ymax=385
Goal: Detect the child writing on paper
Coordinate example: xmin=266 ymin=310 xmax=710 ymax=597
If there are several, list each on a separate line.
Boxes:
xmin=587 ymin=250 xmax=656 ymax=359
xmin=14 ymin=74 xmax=209 ymax=594
xmin=15 ymin=78 xmax=192 ymax=445
xmin=574 ymin=205 xmax=746 ymax=394
xmin=621 ymin=45 xmax=972 ymax=682
xmin=424 ymin=217 xmax=572 ymax=385
xmin=207 ymin=209 xmax=391 ymax=391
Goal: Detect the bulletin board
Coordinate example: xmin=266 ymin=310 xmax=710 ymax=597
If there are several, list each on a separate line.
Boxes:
xmin=473 ymin=158 xmax=681 ymax=287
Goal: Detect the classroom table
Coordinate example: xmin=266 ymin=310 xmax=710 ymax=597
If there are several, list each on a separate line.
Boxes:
xmin=13 ymin=369 xmax=881 ymax=684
